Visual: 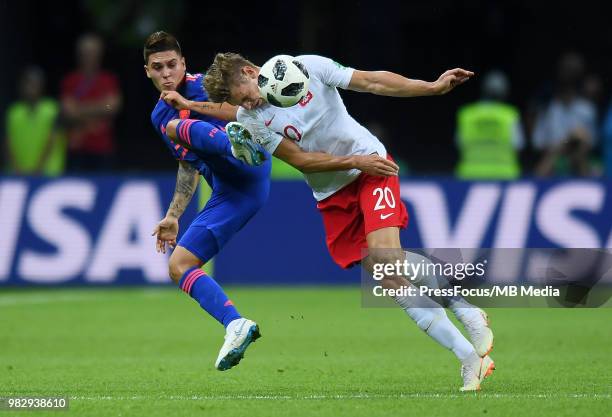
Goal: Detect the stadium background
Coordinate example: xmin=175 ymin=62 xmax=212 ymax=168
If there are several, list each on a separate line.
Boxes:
xmin=1 ymin=0 xmax=611 ymax=285
xmin=2 ymin=0 xmax=612 ymax=173
xmin=1 ymin=1 xmax=611 ymax=416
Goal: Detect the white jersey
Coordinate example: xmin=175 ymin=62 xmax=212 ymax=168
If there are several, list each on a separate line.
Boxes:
xmin=237 ymin=55 xmax=386 ymax=201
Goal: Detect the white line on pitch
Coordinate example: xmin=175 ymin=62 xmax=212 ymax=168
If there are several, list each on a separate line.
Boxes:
xmin=68 ymin=393 xmax=611 ymax=401
xmin=0 ymin=294 xmax=95 ymax=306
xmin=0 ymin=290 xmax=170 ymax=307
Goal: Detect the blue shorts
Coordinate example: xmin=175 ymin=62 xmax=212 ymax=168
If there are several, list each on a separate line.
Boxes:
xmin=178 ymin=178 xmax=269 ymax=264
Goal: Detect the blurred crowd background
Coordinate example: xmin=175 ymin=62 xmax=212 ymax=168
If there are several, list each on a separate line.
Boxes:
xmin=1 ymin=0 xmax=611 ymax=179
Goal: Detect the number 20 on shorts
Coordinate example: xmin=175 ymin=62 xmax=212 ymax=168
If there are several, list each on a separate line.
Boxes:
xmin=372 ymin=187 xmax=396 ymax=211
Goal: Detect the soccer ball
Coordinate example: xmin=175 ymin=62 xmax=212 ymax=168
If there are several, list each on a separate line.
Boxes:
xmin=258 ymin=55 xmax=310 ymax=108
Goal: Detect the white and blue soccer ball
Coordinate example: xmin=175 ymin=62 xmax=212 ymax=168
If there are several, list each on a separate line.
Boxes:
xmin=258 ymin=55 xmax=310 ymax=108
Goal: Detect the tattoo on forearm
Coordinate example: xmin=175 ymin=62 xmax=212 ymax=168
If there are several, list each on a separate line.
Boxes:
xmin=197 ymin=102 xmax=218 ymax=112
xmin=167 ymin=162 xmax=198 ymax=218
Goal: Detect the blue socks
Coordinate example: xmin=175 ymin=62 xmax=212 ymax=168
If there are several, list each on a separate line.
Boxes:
xmin=179 ymin=266 xmax=241 ymax=328
xmin=175 ymin=119 xmax=231 ymax=156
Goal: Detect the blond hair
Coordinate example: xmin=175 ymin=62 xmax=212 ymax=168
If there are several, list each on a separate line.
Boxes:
xmin=204 ymin=52 xmax=256 ymax=103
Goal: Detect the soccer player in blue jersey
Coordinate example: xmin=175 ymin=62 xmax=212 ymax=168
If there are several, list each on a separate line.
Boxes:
xmin=144 ymin=31 xmax=269 ymax=371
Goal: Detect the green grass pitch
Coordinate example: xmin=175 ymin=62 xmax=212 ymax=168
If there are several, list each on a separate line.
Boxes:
xmin=0 ymin=287 xmax=610 ymax=416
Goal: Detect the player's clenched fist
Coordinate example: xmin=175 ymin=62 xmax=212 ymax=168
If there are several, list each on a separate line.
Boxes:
xmin=353 ymin=155 xmax=399 ymax=177
xmin=160 ymin=90 xmax=191 ymax=110
xmin=152 ymin=216 xmax=179 ymax=254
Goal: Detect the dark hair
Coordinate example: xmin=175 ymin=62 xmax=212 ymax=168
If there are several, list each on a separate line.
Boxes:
xmin=143 ymin=31 xmax=181 ymax=63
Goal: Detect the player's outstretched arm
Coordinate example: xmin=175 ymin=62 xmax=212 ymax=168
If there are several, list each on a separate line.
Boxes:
xmin=152 ymin=161 xmax=199 ymax=253
xmin=274 ymin=138 xmax=399 ymax=176
xmin=348 ymin=68 xmax=474 ymax=97
xmin=160 ymin=90 xmax=237 ymax=121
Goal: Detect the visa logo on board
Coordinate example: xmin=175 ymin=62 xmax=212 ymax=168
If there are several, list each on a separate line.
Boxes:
xmin=0 ymin=179 xmax=169 ymax=284
xmin=400 ymin=181 xmax=612 ymax=249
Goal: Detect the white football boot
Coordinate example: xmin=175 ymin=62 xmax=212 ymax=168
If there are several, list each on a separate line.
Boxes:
xmin=456 ymin=307 xmax=494 ymax=357
xmin=215 ymin=318 xmax=261 ymax=371
xmin=225 ymin=122 xmax=266 ymax=166
xmin=460 ymin=354 xmax=495 ymax=392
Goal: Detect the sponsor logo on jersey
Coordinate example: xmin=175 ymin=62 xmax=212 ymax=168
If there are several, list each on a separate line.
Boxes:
xmin=264 ymin=114 xmax=276 ymax=127
xmin=299 ymin=91 xmax=313 ymax=107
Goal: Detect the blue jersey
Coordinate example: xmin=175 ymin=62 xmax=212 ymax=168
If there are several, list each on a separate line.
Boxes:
xmin=150 ymin=72 xmax=271 ymax=263
xmin=151 ymin=72 xmax=268 ymax=188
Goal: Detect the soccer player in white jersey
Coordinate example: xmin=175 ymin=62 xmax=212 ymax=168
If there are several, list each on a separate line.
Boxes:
xmin=203 ymin=53 xmax=494 ymax=391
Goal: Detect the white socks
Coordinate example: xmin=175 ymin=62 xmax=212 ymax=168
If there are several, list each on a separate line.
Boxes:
xmin=395 ymin=295 xmax=476 ymax=362
xmin=448 ymin=298 xmax=482 ymax=325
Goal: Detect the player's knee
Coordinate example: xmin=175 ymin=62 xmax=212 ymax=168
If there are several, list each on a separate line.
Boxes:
xmin=368 ymin=248 xmax=404 ymax=269
xmin=366 ymin=229 xmax=402 ymax=258
xmin=165 ymin=119 xmax=180 ymax=141
xmin=168 ymin=261 xmax=183 ymax=284
xmin=367 ymin=250 xmax=405 ymax=288
xmin=168 ymin=254 xmax=198 ymax=284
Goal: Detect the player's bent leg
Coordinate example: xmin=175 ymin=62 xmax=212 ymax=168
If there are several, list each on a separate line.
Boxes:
xmin=165 ymin=119 xmax=184 ymax=145
xmin=166 ymin=118 xmax=232 ymax=157
xmin=175 ymin=209 xmax=262 ymax=371
xmin=168 ymin=245 xmax=203 ymax=284
xmin=170 ymin=243 xmax=260 ymax=371
xmin=172 ymin=244 xmax=242 ymax=329
xmin=365 ymin=227 xmax=480 ymax=370
xmin=364 ymin=227 xmax=405 ymax=290
xmin=404 ymin=251 xmax=494 ymax=357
